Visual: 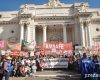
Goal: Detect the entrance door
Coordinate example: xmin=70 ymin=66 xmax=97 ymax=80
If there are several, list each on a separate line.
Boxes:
xmin=67 ymin=28 xmax=72 ymax=43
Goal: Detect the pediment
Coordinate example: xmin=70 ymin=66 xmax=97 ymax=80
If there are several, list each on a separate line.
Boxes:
xmin=8 ymin=36 xmax=17 ymax=43
xmin=49 ymin=35 xmax=62 ymax=41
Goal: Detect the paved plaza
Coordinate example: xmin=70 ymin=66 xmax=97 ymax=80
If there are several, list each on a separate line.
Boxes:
xmin=9 ymin=70 xmax=81 ymax=80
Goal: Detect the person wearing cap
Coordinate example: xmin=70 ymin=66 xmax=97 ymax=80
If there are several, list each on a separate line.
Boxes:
xmin=4 ymin=56 xmax=13 ymax=80
xmin=79 ymin=53 xmax=94 ymax=80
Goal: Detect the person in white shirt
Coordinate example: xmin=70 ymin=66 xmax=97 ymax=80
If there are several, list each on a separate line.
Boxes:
xmin=21 ymin=58 xmax=25 ymax=65
xmin=32 ymin=63 xmax=37 ymax=73
xmin=30 ymin=58 xmax=36 ymax=72
xmin=25 ymin=63 xmax=31 ymax=76
xmin=25 ymin=58 xmax=30 ymax=66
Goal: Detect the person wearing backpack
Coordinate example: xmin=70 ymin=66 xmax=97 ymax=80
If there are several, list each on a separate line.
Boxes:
xmin=4 ymin=56 xmax=13 ymax=80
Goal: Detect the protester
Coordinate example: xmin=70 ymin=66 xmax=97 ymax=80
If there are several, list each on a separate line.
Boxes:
xmin=79 ymin=53 xmax=94 ymax=80
xmin=97 ymin=56 xmax=100 ymax=80
xmin=12 ymin=63 xmax=17 ymax=77
xmin=17 ymin=65 xmax=26 ymax=77
xmin=30 ymin=57 xmax=36 ymax=73
xmin=68 ymin=56 xmax=74 ymax=70
xmin=25 ymin=63 xmax=31 ymax=76
xmin=92 ymin=55 xmax=99 ymax=80
xmin=4 ymin=56 xmax=13 ymax=80
xmin=0 ymin=58 xmax=4 ymax=80
xmin=32 ymin=63 xmax=37 ymax=73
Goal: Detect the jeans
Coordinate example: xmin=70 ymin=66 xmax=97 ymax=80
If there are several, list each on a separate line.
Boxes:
xmin=4 ymin=71 xmax=10 ymax=80
xmin=81 ymin=74 xmax=92 ymax=80
xmin=68 ymin=63 xmax=73 ymax=70
xmin=0 ymin=74 xmax=3 ymax=80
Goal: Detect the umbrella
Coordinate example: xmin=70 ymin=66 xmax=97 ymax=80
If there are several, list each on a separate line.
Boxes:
xmin=13 ymin=51 xmax=19 ymax=54
xmin=10 ymin=52 xmax=18 ymax=56
xmin=20 ymin=51 xmax=27 ymax=55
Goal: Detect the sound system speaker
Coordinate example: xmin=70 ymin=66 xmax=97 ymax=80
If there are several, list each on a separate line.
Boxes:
xmin=75 ymin=44 xmax=78 ymax=46
xmin=73 ymin=44 xmax=78 ymax=50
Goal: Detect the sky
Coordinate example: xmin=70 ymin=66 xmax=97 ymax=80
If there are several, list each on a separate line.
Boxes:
xmin=0 ymin=0 xmax=100 ymax=11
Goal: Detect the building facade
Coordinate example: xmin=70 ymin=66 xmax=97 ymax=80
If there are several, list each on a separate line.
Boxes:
xmin=0 ymin=0 xmax=100 ymax=50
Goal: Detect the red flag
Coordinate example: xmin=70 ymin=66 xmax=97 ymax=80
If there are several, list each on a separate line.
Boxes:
xmin=0 ymin=40 xmax=4 ymax=48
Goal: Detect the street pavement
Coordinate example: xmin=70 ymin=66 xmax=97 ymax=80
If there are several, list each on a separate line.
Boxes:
xmin=9 ymin=70 xmax=81 ymax=80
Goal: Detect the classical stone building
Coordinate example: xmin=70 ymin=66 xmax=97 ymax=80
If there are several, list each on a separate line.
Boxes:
xmin=0 ymin=0 xmax=100 ymax=50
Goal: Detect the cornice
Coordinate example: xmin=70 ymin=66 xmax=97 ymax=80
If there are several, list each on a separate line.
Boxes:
xmin=35 ymin=16 xmax=74 ymax=20
xmin=0 ymin=21 xmax=18 ymax=25
xmin=91 ymin=18 xmax=100 ymax=22
xmin=19 ymin=21 xmax=30 ymax=26
xmin=74 ymin=12 xmax=93 ymax=17
xmin=18 ymin=14 xmax=32 ymax=18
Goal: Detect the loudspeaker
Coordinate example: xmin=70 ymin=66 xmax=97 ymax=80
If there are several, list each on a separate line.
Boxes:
xmin=73 ymin=44 xmax=78 ymax=50
xmin=75 ymin=44 xmax=78 ymax=46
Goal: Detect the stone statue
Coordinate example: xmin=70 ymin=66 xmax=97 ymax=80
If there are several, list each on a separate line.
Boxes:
xmin=46 ymin=0 xmax=63 ymax=7
xmin=20 ymin=4 xmax=29 ymax=14
xmin=80 ymin=2 xmax=86 ymax=12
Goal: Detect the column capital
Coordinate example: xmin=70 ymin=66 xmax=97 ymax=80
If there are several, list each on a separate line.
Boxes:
xmin=42 ymin=24 xmax=47 ymax=29
xmin=62 ymin=24 xmax=67 ymax=27
xmin=19 ymin=22 xmax=24 ymax=26
xmin=86 ymin=21 xmax=91 ymax=26
xmin=80 ymin=21 xmax=84 ymax=26
xmin=33 ymin=25 xmax=36 ymax=29
xmin=26 ymin=22 xmax=30 ymax=26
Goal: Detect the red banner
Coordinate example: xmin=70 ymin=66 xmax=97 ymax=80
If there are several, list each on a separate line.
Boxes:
xmin=44 ymin=41 xmax=73 ymax=55
xmin=7 ymin=42 xmax=20 ymax=51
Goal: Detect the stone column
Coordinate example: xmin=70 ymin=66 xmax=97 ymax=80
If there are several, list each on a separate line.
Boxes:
xmin=85 ymin=26 xmax=88 ymax=47
xmin=20 ymin=23 xmax=24 ymax=50
xmin=87 ymin=21 xmax=92 ymax=46
xmin=63 ymin=24 xmax=67 ymax=43
xmin=20 ymin=23 xmax=24 ymax=41
xmin=33 ymin=25 xmax=36 ymax=41
xmin=27 ymin=22 xmax=30 ymax=42
xmin=80 ymin=22 xmax=85 ymax=46
xmin=43 ymin=25 xmax=47 ymax=45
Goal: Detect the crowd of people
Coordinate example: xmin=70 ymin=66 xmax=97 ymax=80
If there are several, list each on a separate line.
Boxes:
xmin=0 ymin=52 xmax=100 ymax=80
xmin=0 ymin=55 xmax=47 ymax=80
xmin=68 ymin=53 xmax=100 ymax=80
xmin=0 ymin=54 xmax=70 ymax=80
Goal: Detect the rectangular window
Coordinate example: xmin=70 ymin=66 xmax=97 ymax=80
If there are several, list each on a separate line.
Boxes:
xmin=0 ymin=15 xmax=2 ymax=18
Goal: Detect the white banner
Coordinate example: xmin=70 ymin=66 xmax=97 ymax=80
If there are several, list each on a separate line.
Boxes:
xmin=41 ymin=58 xmax=69 ymax=69
xmin=1 ymin=50 xmax=5 ymax=55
